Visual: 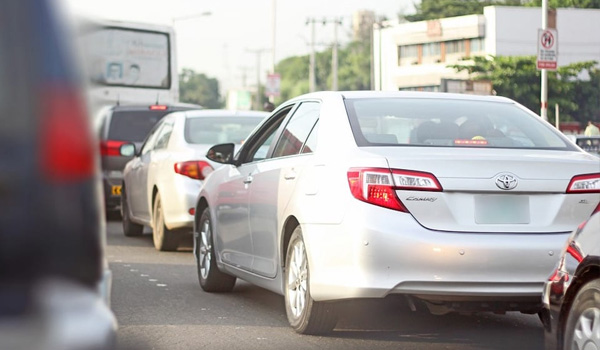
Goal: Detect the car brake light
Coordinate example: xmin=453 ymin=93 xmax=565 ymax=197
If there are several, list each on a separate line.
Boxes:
xmin=174 ymin=161 xmax=213 ymax=180
xmin=566 ymin=243 xmax=584 ymax=263
xmin=149 ymin=105 xmax=168 ymax=110
xmin=100 ymin=140 xmax=128 ymax=156
xmin=566 ymin=173 xmax=600 ymax=193
xmin=348 ymin=168 xmax=441 ymax=212
xmin=39 ymin=86 xmax=95 ymax=182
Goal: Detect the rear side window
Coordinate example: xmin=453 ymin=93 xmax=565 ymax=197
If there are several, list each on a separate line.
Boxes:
xmin=185 ymin=116 xmax=264 ymax=145
xmin=345 ymin=98 xmax=575 ymax=150
xmin=107 ymin=110 xmax=169 ymax=142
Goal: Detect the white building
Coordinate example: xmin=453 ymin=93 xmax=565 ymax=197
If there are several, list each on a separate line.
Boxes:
xmin=373 ymin=6 xmax=600 ymax=92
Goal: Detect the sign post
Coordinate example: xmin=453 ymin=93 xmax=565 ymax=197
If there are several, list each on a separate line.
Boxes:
xmin=265 ymin=73 xmax=281 ymax=98
xmin=537 ymin=28 xmax=558 ymax=70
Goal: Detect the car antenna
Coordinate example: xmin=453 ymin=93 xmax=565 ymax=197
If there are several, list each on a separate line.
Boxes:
xmin=116 ymin=93 xmax=120 ymax=106
xmin=155 ymin=93 xmax=160 ymax=105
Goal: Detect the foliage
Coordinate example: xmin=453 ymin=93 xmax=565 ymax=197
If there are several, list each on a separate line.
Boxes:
xmin=274 ymin=39 xmax=372 ymax=103
xmin=449 ymin=56 xmax=600 ymax=124
xmin=525 ymin=0 xmax=600 ymax=7
xmin=403 ymin=0 xmax=598 ymax=22
xmin=404 ymin=0 xmax=526 ymax=22
xmin=179 ymin=68 xmax=223 ymax=108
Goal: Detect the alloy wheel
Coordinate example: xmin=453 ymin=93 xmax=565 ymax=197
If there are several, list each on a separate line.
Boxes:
xmin=287 ymin=239 xmax=308 ymax=319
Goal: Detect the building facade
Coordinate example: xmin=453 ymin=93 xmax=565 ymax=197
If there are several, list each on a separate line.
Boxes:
xmin=373 ymin=6 xmax=600 ymax=92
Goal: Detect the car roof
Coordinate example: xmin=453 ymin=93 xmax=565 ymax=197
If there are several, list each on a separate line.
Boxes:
xmin=182 ymin=109 xmax=270 ymax=118
xmin=285 ymin=90 xmax=516 ymax=104
xmin=109 ymin=103 xmax=203 ymax=112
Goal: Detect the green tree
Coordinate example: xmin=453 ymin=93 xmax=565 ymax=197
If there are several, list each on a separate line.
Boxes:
xmin=525 ymin=0 xmax=600 ymax=7
xmin=179 ymin=68 xmax=223 ymax=108
xmin=449 ymin=56 xmax=599 ymax=124
xmin=404 ymin=0 xmax=526 ymax=22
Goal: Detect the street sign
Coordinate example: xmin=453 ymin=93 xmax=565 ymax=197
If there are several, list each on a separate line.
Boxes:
xmin=537 ymin=28 xmax=558 ymax=70
xmin=265 ymin=73 xmax=281 ymax=97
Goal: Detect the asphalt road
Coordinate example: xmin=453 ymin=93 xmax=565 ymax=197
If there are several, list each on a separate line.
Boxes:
xmin=106 ymin=217 xmax=546 ymax=350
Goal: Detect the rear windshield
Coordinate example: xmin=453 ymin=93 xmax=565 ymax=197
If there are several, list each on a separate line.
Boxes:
xmin=185 ymin=116 xmax=264 ymax=145
xmin=107 ymin=110 xmax=170 ymax=142
xmin=345 ymin=98 xmax=575 ymax=150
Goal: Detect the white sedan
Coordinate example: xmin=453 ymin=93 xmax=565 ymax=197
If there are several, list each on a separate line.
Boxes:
xmin=193 ymin=91 xmax=600 ymax=334
xmin=121 ymin=109 xmax=268 ymax=251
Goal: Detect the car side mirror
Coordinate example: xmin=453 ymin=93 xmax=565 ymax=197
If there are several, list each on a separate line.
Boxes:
xmin=119 ymin=143 xmax=136 ymax=157
xmin=206 ymin=143 xmax=235 ymax=164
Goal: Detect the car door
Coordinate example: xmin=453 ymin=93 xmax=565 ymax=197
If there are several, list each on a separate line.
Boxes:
xmin=248 ymin=101 xmax=321 ymax=278
xmin=214 ymin=106 xmax=294 ymax=271
xmin=127 ymin=121 xmax=164 ymax=221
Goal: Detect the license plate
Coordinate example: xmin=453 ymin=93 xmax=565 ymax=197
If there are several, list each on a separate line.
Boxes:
xmin=111 ymin=185 xmax=122 ymax=196
xmin=475 ymin=195 xmax=530 ymax=224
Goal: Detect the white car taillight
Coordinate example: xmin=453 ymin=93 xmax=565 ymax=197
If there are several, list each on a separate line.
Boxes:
xmin=174 ymin=161 xmax=214 ymax=180
xmin=347 ymin=168 xmax=442 ymax=212
xmin=566 ymin=173 xmax=600 ymax=193
xmin=391 ymin=169 xmax=443 ymax=191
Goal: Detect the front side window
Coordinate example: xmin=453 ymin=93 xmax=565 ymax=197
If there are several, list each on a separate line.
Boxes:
xmin=239 ymin=106 xmax=294 ymax=163
xmin=272 ymin=102 xmax=320 ymax=158
xmin=153 ymin=122 xmax=173 ymax=150
xmin=345 ymin=98 xmax=576 ymax=151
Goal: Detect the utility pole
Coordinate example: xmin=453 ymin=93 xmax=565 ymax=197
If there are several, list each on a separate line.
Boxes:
xmin=331 ymin=18 xmax=342 ymax=91
xmin=270 ymin=0 xmax=277 ymax=102
xmin=540 ymin=0 xmax=549 ymax=121
xmin=306 ymin=18 xmax=317 ymax=92
xmin=246 ymin=48 xmax=270 ymax=110
xmin=306 ymin=17 xmax=343 ymax=92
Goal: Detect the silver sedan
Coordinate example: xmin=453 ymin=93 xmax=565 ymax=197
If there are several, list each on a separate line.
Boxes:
xmin=193 ymin=91 xmax=600 ymax=334
xmin=121 ymin=109 xmax=267 ymax=251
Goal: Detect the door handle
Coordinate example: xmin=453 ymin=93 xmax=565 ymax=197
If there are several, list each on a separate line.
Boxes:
xmin=283 ymin=171 xmax=296 ymax=180
xmin=243 ymin=175 xmax=253 ymax=184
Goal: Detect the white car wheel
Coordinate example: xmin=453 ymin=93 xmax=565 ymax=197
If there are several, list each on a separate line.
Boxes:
xmin=284 ymin=226 xmax=337 ymax=334
xmin=195 ymin=208 xmax=236 ymax=292
xmin=564 ymin=279 xmax=600 ymax=350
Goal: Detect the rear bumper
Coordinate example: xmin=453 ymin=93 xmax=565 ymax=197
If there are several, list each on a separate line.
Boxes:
xmin=102 ymin=171 xmax=123 ymax=211
xmin=302 ymin=202 xmax=568 ymax=311
xmin=161 ymin=175 xmax=203 ymax=231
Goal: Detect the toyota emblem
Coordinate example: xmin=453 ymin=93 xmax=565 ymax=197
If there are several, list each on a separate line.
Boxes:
xmin=495 ymin=174 xmax=518 ymax=190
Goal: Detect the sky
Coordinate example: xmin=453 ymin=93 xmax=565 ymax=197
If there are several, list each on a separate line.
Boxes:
xmin=62 ymin=0 xmax=415 ymax=94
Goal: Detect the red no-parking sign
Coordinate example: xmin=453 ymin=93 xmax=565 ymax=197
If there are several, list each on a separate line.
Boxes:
xmin=537 ymin=28 xmax=558 ymax=70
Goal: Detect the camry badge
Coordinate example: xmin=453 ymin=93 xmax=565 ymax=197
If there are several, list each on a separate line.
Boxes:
xmin=495 ymin=173 xmax=518 ymax=190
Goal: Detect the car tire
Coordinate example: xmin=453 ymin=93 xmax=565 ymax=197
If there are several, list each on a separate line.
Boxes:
xmin=284 ymin=226 xmax=337 ymax=335
xmin=563 ymin=278 xmax=600 ymax=350
xmin=195 ymin=208 xmax=236 ymax=292
xmin=152 ymin=193 xmax=180 ymax=251
xmin=121 ymin=186 xmax=143 ymax=237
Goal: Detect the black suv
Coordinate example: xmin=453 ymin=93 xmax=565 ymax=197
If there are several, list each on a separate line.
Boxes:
xmin=97 ymin=103 xmax=201 ymax=214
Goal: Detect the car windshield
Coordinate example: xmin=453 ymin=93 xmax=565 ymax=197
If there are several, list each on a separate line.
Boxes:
xmin=345 ymin=98 xmax=576 ymax=150
xmin=185 ymin=116 xmax=264 ymax=145
xmin=107 ymin=110 xmax=169 ymax=142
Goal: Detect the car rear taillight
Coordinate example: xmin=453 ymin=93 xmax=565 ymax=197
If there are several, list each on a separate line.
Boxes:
xmin=390 ymin=169 xmax=443 ymax=191
xmin=566 ymin=173 xmax=600 ymax=193
xmin=39 ymin=86 xmax=95 ymax=182
xmin=347 ymin=168 xmax=442 ymax=212
xmin=100 ymin=140 xmax=128 ymax=156
xmin=174 ymin=161 xmax=214 ymax=180
xmin=149 ymin=105 xmax=168 ymax=111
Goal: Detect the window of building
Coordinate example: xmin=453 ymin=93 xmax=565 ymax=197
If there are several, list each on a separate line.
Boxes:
xmin=470 ymin=38 xmax=485 ymax=53
xmin=422 ymin=42 xmax=441 ymax=57
xmin=398 ymin=45 xmax=418 ymax=66
xmin=445 ymin=40 xmax=466 ymax=55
